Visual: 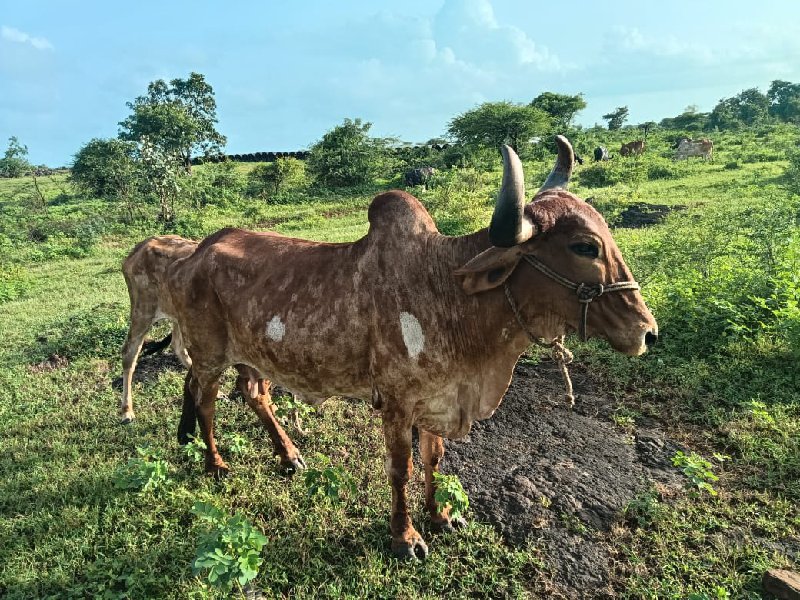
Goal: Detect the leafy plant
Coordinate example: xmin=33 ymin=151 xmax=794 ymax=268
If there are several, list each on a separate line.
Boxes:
xmin=433 ymin=472 xmax=470 ymax=520
xmin=672 ymin=451 xmax=719 ymax=496
xmin=272 ymin=393 xmax=313 ymax=425
xmin=191 ymin=501 xmax=268 ymax=593
xmin=222 ymin=432 xmax=251 ymax=455
xmin=624 ymin=489 xmax=664 ymax=528
xmin=303 ymin=456 xmax=356 ymax=502
xmin=113 ymin=446 xmax=170 ymax=491
xmin=183 ymin=435 xmax=207 ymax=463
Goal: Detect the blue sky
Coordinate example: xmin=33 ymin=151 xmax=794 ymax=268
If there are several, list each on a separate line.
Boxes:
xmin=2 ymin=0 xmax=800 ymax=166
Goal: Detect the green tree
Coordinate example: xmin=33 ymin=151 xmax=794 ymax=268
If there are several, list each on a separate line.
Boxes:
xmin=708 ymin=88 xmax=770 ymax=130
xmin=530 ymin=92 xmax=586 ymax=131
xmin=307 ymin=118 xmax=390 ymax=187
xmin=659 ymin=105 xmax=709 ymax=131
xmin=119 ymin=72 xmax=226 ymax=171
xmin=602 ymin=106 xmax=629 ymax=130
xmin=136 ymin=137 xmax=183 ymax=222
xmin=447 ymin=101 xmax=551 ymax=154
xmin=767 ymin=79 xmax=800 ymax=123
xmin=0 ymin=136 xmax=32 ymax=178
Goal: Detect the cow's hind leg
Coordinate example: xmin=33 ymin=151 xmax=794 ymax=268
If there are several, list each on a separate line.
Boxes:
xmin=383 ymin=409 xmax=428 ymax=560
xmin=420 ymin=429 xmax=467 ymax=533
xmin=119 ymin=315 xmax=153 ymax=424
xmin=177 ymin=369 xmax=198 ymax=445
xmin=184 ymin=367 xmax=228 ymax=477
xmin=235 ymin=365 xmax=306 ymax=474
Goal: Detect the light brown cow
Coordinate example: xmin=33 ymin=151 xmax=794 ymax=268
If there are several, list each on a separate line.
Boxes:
xmin=675 ymin=137 xmax=713 ymax=160
xmin=120 ymin=235 xmax=306 ymax=472
xmin=620 ymin=140 xmax=646 ymax=157
xmin=123 ymin=136 xmax=657 ymax=559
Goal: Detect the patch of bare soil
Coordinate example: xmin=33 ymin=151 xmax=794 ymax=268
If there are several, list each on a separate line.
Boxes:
xmin=28 ymin=353 xmax=69 ymax=373
xmin=612 ymin=203 xmax=685 ymax=228
xmin=444 ymin=360 xmax=684 ymax=598
xmin=110 ymin=351 xmax=185 ymax=390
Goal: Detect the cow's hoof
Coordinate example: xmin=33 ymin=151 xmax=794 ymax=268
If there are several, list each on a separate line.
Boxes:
xmin=391 ymin=535 xmax=429 ymax=561
xmin=205 ymin=461 xmax=230 ymax=479
xmin=430 ymin=515 xmax=468 ymax=534
xmin=281 ymin=454 xmax=307 ymax=475
xmin=119 ymin=414 xmax=135 ymax=425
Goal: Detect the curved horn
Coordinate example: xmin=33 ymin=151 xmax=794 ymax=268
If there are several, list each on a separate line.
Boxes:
xmin=489 ymin=145 xmax=534 ymax=247
xmin=538 ymin=135 xmax=574 ymax=193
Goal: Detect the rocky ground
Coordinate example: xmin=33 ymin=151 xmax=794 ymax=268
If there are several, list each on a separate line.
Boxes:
xmin=445 ymin=360 xmax=685 ymax=598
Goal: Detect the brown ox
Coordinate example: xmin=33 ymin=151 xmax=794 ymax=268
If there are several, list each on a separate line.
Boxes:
xmin=620 ymin=140 xmax=645 ymax=157
xmin=120 ymin=235 xmax=306 ymax=471
xmin=675 ymin=137 xmax=713 ymax=160
xmin=121 ymin=136 xmax=657 ymax=559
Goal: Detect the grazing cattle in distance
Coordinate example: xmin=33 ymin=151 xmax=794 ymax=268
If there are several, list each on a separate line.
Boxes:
xmin=404 ymin=166 xmax=437 ymax=187
xmin=122 ymin=136 xmax=657 ymax=560
xmin=594 ymin=146 xmax=610 ymax=161
xmin=674 ymin=137 xmax=713 ymax=160
xmin=620 ymin=140 xmax=646 ymax=157
xmin=574 ymin=153 xmax=584 ymax=165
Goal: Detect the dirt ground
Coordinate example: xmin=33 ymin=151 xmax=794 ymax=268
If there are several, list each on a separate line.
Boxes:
xmin=444 ymin=360 xmax=684 ymax=598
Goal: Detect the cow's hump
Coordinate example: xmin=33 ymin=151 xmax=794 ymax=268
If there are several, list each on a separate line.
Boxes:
xmin=367 ymin=191 xmax=438 ymax=238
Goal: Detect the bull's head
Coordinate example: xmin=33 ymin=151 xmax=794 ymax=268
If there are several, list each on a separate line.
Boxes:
xmin=456 ymin=136 xmax=658 ymax=356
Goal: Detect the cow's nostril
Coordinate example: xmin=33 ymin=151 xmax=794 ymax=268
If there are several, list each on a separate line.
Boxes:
xmin=645 ymin=331 xmax=658 ymax=348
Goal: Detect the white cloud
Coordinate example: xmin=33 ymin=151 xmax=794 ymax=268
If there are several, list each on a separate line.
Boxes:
xmin=1 ymin=25 xmax=53 ymax=50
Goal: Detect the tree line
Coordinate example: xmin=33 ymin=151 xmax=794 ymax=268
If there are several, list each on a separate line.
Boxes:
xmin=5 ymin=73 xmax=800 ymax=223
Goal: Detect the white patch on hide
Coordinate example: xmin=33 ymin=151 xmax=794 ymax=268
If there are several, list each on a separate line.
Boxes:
xmin=266 ymin=315 xmax=285 ymax=342
xmin=399 ymin=312 xmax=425 ymax=358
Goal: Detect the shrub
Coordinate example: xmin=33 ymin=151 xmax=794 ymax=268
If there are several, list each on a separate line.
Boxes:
xmin=71 ymin=138 xmax=138 ymax=206
xmin=307 ymin=118 xmax=394 ymax=188
xmin=247 ymin=157 xmax=307 ymax=201
xmin=186 ymin=161 xmax=244 ymax=207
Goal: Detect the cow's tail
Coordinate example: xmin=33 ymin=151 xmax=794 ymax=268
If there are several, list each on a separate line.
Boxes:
xmin=141 ymin=333 xmax=172 ymax=357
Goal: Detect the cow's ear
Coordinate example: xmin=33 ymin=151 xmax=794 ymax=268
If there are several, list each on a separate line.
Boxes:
xmin=454 ymin=246 xmax=523 ymax=295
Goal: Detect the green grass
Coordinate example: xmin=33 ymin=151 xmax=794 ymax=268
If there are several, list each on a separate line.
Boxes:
xmin=1 ymin=126 xmax=799 ymax=598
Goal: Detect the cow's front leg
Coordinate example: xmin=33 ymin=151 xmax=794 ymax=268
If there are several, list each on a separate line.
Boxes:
xmin=420 ymin=429 xmax=468 ymax=533
xmin=235 ymin=366 xmax=306 ymax=474
xmin=383 ymin=415 xmax=428 ymax=560
xmin=186 ymin=368 xmax=228 ymax=477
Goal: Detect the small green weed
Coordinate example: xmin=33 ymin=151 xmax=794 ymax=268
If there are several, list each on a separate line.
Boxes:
xmin=303 ymin=455 xmax=356 ymax=502
xmin=272 ymin=393 xmax=313 ymax=422
xmin=222 ymin=431 xmax=252 ymax=455
xmin=672 ymin=451 xmax=719 ymax=496
xmin=113 ymin=445 xmax=171 ymax=491
xmin=624 ymin=489 xmax=664 ymax=528
xmin=433 ymin=472 xmax=470 ymax=520
xmin=191 ymin=501 xmax=268 ymax=594
xmin=183 ymin=435 xmax=207 ymax=463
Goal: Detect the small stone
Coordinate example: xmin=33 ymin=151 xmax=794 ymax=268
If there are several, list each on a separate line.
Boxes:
xmin=763 ymin=569 xmax=800 ymax=600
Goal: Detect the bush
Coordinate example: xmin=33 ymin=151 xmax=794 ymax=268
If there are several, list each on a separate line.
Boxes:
xmin=307 ymin=118 xmax=395 ymax=187
xmin=71 ymin=138 xmax=138 ymax=200
xmin=186 ymin=161 xmax=244 ymax=207
xmin=247 ymin=157 xmax=307 ymax=201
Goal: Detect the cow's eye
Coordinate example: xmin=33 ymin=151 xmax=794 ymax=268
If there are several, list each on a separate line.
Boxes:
xmin=570 ymin=242 xmax=599 ymax=258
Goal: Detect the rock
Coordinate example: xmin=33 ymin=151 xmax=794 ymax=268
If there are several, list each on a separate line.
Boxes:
xmin=763 ymin=569 xmax=800 ymax=600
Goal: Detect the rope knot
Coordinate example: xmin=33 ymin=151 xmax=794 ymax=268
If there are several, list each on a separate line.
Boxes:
xmin=576 ymin=283 xmax=604 ymax=303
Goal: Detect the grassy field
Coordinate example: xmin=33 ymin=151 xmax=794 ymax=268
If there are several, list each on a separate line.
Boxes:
xmin=0 ymin=127 xmax=798 ymax=598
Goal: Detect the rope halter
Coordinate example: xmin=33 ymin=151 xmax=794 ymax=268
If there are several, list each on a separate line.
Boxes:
xmin=503 ymin=252 xmax=641 ymax=407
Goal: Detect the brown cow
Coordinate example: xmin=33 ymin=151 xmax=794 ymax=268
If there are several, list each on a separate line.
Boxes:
xmin=620 ymin=140 xmax=646 ymax=157
xmin=120 ymin=235 xmax=306 ymax=472
xmin=122 ymin=136 xmax=657 ymax=559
